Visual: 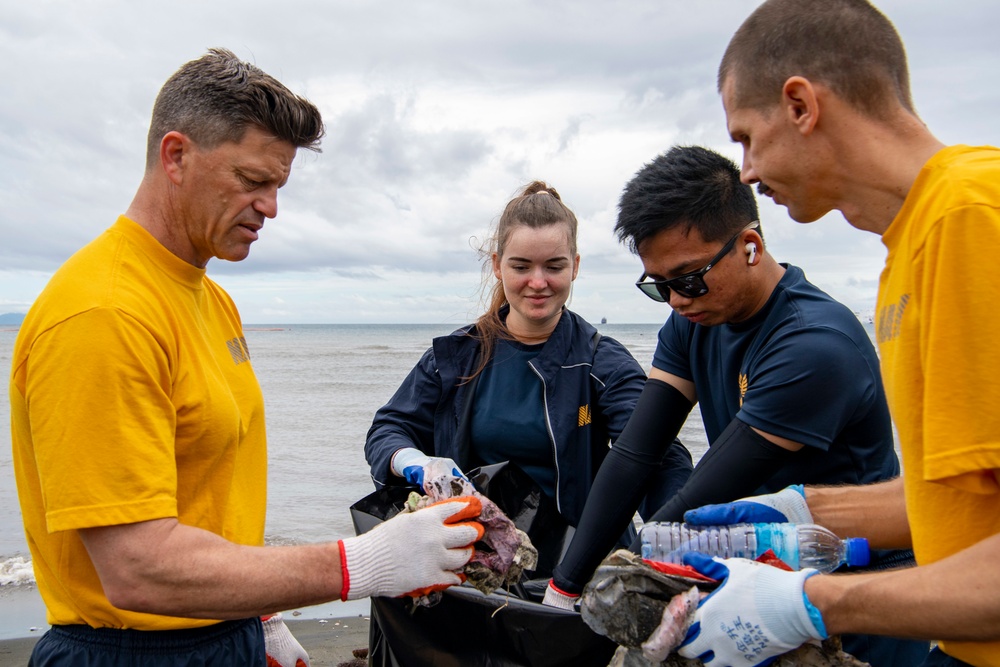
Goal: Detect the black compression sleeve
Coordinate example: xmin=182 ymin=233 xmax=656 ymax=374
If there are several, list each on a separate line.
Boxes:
xmin=641 ymin=418 xmax=795 ymax=525
xmin=551 ymin=378 xmax=692 ymax=594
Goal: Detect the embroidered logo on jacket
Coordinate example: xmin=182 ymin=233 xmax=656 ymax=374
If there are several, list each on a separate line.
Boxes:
xmin=578 ymin=404 xmax=592 ymax=427
xmin=738 ymin=373 xmax=749 ymax=407
xmin=876 ymin=294 xmax=909 ymax=344
xmin=226 ymin=336 xmax=251 ymax=365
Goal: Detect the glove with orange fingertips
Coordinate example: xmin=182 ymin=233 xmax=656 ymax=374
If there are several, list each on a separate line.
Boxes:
xmin=337 ymin=496 xmax=484 ymax=601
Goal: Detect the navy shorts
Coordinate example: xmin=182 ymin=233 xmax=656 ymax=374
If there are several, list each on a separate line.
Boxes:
xmin=28 ymin=617 xmax=265 ymax=666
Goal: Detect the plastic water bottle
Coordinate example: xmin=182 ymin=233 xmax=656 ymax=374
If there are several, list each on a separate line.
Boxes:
xmin=639 ymin=522 xmax=870 ymax=574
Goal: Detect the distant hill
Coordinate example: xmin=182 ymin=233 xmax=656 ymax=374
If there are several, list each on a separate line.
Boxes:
xmin=0 ymin=312 xmax=25 ymax=325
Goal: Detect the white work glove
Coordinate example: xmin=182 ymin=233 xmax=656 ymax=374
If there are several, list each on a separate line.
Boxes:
xmin=391 ymin=447 xmax=465 ymax=490
xmin=338 ymin=496 xmax=484 ymax=601
xmin=677 ymin=554 xmax=827 ymax=666
xmin=683 ymin=485 xmax=813 ymax=526
xmin=262 ymin=613 xmax=309 ymax=667
xmin=542 ymin=580 xmax=579 ymax=610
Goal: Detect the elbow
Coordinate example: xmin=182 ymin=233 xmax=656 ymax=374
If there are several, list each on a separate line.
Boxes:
xmin=363 ymin=428 xmax=387 ymax=467
xmin=100 ymin=575 xmax=157 ymax=613
xmin=79 ymin=522 xmax=178 ymax=615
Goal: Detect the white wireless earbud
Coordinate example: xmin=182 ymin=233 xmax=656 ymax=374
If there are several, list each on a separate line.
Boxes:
xmin=746 ymin=242 xmax=757 ymax=264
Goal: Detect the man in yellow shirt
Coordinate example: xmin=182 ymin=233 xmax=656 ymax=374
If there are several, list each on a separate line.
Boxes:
xmin=10 ymin=48 xmax=482 ymax=666
xmin=672 ymin=2 xmax=1000 ymax=666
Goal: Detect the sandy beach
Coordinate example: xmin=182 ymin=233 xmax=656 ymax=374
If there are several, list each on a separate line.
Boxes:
xmin=0 ymin=616 xmax=373 ymax=666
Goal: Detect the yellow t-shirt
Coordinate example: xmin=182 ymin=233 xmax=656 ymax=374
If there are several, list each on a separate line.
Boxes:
xmin=10 ymin=215 xmax=267 ymax=630
xmin=877 ymin=145 xmax=1000 ymax=666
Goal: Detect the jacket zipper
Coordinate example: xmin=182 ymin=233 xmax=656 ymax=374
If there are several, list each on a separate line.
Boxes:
xmin=529 ymin=359 xmax=561 ymax=514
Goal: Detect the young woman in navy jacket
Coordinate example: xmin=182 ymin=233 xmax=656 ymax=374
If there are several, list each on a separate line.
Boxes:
xmin=365 ymin=181 xmax=692 ymax=534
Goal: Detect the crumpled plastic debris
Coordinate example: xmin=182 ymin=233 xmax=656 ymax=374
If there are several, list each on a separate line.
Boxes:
xmin=581 ymin=550 xmax=871 ymax=667
xmin=402 ymin=460 xmax=538 ymax=604
xmin=580 ymin=550 xmax=714 ymax=662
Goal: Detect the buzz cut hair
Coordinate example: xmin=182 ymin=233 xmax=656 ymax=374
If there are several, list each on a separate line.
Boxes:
xmin=719 ymin=0 xmax=914 ymax=119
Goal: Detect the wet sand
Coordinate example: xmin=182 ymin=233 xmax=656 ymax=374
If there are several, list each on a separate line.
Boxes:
xmin=0 ymin=617 xmax=373 ymax=666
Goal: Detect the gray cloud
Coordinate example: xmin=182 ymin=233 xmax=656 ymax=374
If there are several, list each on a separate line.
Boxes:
xmin=1 ymin=0 xmax=998 ymax=322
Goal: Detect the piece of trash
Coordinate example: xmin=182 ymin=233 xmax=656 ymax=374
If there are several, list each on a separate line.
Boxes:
xmin=405 ymin=461 xmax=538 ymax=602
xmin=581 ymin=550 xmax=871 ymax=666
xmin=337 ymin=648 xmax=370 ymax=667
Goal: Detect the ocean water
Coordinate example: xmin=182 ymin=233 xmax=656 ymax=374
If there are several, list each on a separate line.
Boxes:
xmin=0 ymin=322 xmax=707 ymax=638
xmin=250 ymin=322 xmax=707 ymax=545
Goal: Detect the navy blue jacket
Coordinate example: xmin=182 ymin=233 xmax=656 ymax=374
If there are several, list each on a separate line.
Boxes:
xmin=365 ymin=307 xmax=692 ymax=527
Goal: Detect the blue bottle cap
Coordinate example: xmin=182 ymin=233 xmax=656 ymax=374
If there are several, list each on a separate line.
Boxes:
xmin=844 ymin=538 xmax=870 ymax=567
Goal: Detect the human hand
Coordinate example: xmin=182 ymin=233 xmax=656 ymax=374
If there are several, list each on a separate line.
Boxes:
xmin=391 ymin=447 xmax=465 ymax=489
xmin=338 ymin=496 xmax=484 ymax=601
xmin=262 ymin=613 xmax=309 ymax=667
xmin=683 ymin=485 xmax=812 ymax=526
xmin=677 ymin=554 xmax=826 ymax=666
xmin=541 ymin=581 xmax=579 ymax=610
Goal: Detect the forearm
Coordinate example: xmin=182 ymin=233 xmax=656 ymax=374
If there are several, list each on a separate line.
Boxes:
xmin=554 ymin=378 xmax=692 ymax=592
xmin=366 ymin=424 xmax=427 ymax=485
xmin=364 ymin=352 xmax=441 ymax=484
xmin=805 ymin=477 xmax=911 ymax=548
xmin=81 ymin=519 xmax=343 ymax=619
xmin=553 ymin=449 xmax=651 ymax=593
xmin=647 ymin=419 xmax=794 ymax=523
xmin=808 ymin=531 xmax=1000 ymax=640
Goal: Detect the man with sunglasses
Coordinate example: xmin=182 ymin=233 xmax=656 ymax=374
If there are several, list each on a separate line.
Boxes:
xmin=543 ymin=145 xmax=925 ymax=666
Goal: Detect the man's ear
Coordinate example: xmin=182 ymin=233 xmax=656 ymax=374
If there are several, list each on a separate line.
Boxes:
xmin=160 ymin=131 xmax=190 ymax=185
xmin=782 ymin=76 xmax=819 ymax=136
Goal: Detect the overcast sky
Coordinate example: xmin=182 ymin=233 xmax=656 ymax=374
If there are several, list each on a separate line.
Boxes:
xmin=2 ymin=1 xmax=997 ymax=325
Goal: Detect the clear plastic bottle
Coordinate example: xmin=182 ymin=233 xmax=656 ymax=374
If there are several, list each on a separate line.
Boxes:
xmin=638 ymin=522 xmax=870 ymax=574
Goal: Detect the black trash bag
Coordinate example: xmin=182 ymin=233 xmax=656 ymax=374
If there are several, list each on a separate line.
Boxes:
xmin=350 ymin=461 xmax=618 ymax=667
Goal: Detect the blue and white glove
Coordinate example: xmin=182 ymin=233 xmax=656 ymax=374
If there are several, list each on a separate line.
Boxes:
xmin=391 ymin=448 xmax=465 ymax=490
xmin=683 ymin=485 xmax=812 ymax=526
xmin=678 ymin=554 xmax=827 ymax=667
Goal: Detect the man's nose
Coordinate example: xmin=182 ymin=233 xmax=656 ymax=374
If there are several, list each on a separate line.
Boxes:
xmin=668 ymin=290 xmax=693 ymax=308
xmin=255 ymin=187 xmax=279 ymax=219
xmin=740 ymin=152 xmax=758 ymax=185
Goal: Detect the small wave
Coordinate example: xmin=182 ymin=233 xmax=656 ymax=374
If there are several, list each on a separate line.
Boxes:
xmin=0 ymin=556 xmax=35 ymax=587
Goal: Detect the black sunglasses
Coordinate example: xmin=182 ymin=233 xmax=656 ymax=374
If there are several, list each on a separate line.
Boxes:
xmin=636 ymin=223 xmax=760 ymax=301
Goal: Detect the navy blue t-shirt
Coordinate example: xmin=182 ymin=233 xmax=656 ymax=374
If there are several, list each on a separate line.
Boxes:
xmin=652 ymin=265 xmax=899 ymax=491
xmin=471 ymin=338 xmax=555 ymax=496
